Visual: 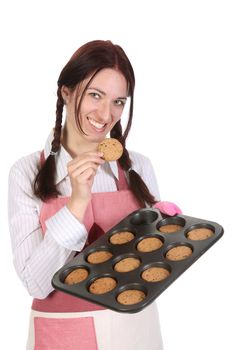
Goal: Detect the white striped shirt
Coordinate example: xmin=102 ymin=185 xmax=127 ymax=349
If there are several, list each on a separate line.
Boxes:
xmin=8 ymin=132 xmax=160 ymax=299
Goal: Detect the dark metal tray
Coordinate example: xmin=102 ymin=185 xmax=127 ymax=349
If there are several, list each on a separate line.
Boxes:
xmin=52 ymin=208 xmax=224 ymax=313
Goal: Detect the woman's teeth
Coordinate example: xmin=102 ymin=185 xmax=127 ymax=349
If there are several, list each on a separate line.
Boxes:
xmin=88 ymin=117 xmax=105 ymax=129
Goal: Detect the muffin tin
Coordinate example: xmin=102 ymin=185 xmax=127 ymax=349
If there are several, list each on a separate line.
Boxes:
xmin=52 ymin=208 xmax=224 ymax=313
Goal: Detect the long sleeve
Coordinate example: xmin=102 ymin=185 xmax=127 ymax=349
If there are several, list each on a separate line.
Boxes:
xmin=8 ymin=156 xmax=88 ymax=299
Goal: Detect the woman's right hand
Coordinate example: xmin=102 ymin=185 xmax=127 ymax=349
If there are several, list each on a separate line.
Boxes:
xmin=66 ymin=151 xmax=105 ymax=221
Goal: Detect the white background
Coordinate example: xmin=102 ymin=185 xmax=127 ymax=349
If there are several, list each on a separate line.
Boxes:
xmin=1 ymin=0 xmax=232 ymax=349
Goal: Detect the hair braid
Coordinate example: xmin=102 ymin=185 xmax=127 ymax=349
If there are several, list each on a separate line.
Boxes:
xmin=34 ymin=88 xmax=64 ymax=201
xmin=111 ymin=121 xmax=157 ymax=207
xmin=51 ymin=88 xmax=64 ymax=152
xmin=110 ymin=121 xmax=131 ymax=170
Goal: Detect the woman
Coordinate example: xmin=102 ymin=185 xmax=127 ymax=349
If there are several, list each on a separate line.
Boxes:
xmin=8 ymin=40 xmax=181 ymax=350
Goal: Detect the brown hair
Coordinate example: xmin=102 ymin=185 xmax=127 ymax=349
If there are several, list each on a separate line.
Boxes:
xmin=34 ymin=40 xmax=157 ymax=207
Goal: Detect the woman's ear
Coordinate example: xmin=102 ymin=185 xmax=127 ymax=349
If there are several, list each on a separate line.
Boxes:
xmin=61 ymin=85 xmax=71 ymax=104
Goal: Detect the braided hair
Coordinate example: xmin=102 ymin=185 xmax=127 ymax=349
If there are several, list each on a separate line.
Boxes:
xmin=34 ymin=40 xmax=157 ymax=206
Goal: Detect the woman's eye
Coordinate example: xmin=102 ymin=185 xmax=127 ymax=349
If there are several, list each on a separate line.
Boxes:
xmin=89 ymin=92 xmax=101 ymax=99
xmin=115 ymin=99 xmax=125 ymax=106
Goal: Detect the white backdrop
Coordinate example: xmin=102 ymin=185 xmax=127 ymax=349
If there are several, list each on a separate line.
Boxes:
xmin=1 ymin=1 xmax=232 ymax=349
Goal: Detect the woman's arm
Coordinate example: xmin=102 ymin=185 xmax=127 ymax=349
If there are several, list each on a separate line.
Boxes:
xmin=8 ymin=157 xmax=88 ymax=299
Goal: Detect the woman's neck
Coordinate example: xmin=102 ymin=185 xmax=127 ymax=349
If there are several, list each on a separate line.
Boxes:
xmin=61 ymin=122 xmax=98 ymax=158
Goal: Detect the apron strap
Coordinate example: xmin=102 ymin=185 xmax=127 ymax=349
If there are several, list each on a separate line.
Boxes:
xmin=116 ymin=161 xmax=130 ymax=191
xmin=40 ymin=150 xmax=45 ymax=167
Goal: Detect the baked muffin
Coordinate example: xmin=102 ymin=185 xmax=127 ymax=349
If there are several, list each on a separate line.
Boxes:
xmin=141 ymin=266 xmax=170 ymax=282
xmin=166 ymin=245 xmax=192 ymax=261
xmin=110 ymin=231 xmax=135 ymax=245
xmin=89 ymin=277 xmax=117 ymax=295
xmin=117 ymin=289 xmax=146 ymax=305
xmin=187 ymin=227 xmax=214 ymax=240
xmin=114 ymin=257 xmax=141 ymax=273
xmin=87 ymin=250 xmax=113 ymax=264
xmin=159 ymin=224 xmax=183 ymax=233
xmin=137 ymin=236 xmax=163 ymax=252
xmin=64 ymin=268 xmax=89 ymax=285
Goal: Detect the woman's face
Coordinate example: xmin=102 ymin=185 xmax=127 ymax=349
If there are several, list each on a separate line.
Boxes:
xmin=64 ymin=68 xmax=128 ymax=144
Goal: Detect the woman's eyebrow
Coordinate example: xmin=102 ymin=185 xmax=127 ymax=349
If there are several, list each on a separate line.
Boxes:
xmin=87 ymin=87 xmax=105 ymax=95
xmin=87 ymin=86 xmax=127 ymax=100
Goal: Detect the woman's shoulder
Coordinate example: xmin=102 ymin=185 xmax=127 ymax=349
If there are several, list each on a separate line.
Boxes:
xmin=128 ymin=150 xmax=157 ymax=179
xmin=128 ymin=150 xmax=152 ymax=168
xmin=128 ymin=150 xmax=160 ymax=200
xmin=9 ymin=151 xmax=41 ymax=181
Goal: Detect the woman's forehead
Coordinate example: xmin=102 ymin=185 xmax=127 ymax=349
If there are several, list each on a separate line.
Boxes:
xmin=87 ymin=68 xmax=128 ymax=96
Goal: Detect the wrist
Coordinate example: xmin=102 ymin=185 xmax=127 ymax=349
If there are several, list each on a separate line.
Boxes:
xmin=66 ymin=197 xmax=90 ymax=222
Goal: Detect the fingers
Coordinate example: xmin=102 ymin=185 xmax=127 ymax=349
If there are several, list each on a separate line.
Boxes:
xmin=68 ymin=152 xmax=104 ymax=169
xmin=79 ymin=167 xmax=96 ymax=183
xmin=67 ymin=151 xmax=105 ymax=185
xmin=69 ymin=162 xmax=99 ymax=180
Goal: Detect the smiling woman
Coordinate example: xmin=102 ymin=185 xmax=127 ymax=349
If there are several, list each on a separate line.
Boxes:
xmin=8 ymin=40 xmax=181 ymax=350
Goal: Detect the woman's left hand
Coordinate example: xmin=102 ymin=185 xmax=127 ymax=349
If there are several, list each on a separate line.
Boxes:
xmin=153 ymin=201 xmax=182 ymax=216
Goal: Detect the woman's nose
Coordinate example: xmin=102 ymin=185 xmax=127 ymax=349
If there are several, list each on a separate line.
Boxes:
xmin=98 ymin=100 xmax=111 ymax=122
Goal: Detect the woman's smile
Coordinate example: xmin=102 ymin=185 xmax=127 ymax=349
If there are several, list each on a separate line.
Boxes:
xmin=87 ymin=116 xmax=107 ymax=132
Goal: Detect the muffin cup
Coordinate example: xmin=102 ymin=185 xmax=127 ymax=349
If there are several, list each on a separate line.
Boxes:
xmin=113 ymin=253 xmax=141 ymax=273
xmin=130 ymin=209 xmax=158 ymax=225
xmin=140 ymin=262 xmax=171 ymax=283
xmin=136 ymin=234 xmax=164 ymax=253
xmin=185 ymin=224 xmax=215 ymax=241
xmin=116 ymin=283 xmax=147 ymax=306
xmin=88 ymin=274 xmax=117 ymax=295
xmin=61 ymin=266 xmax=90 ymax=284
xmin=109 ymin=229 xmax=136 ymax=245
xmin=165 ymin=242 xmax=193 ymax=261
xmin=85 ymin=246 xmax=113 ymax=264
xmin=157 ymin=217 xmax=186 ymax=233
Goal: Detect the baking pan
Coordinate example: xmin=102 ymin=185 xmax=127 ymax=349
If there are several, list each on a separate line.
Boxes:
xmin=52 ymin=208 xmax=224 ymax=313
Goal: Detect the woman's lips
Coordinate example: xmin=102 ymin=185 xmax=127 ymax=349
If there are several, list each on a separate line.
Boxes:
xmin=87 ymin=116 xmax=106 ymax=132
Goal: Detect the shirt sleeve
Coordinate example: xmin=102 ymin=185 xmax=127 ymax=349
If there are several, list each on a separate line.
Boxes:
xmin=8 ymin=157 xmax=88 ymax=299
xmin=46 ymin=205 xmax=88 ymax=250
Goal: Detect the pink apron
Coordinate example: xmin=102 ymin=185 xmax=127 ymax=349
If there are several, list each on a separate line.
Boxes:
xmin=32 ymin=155 xmax=142 ymax=349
